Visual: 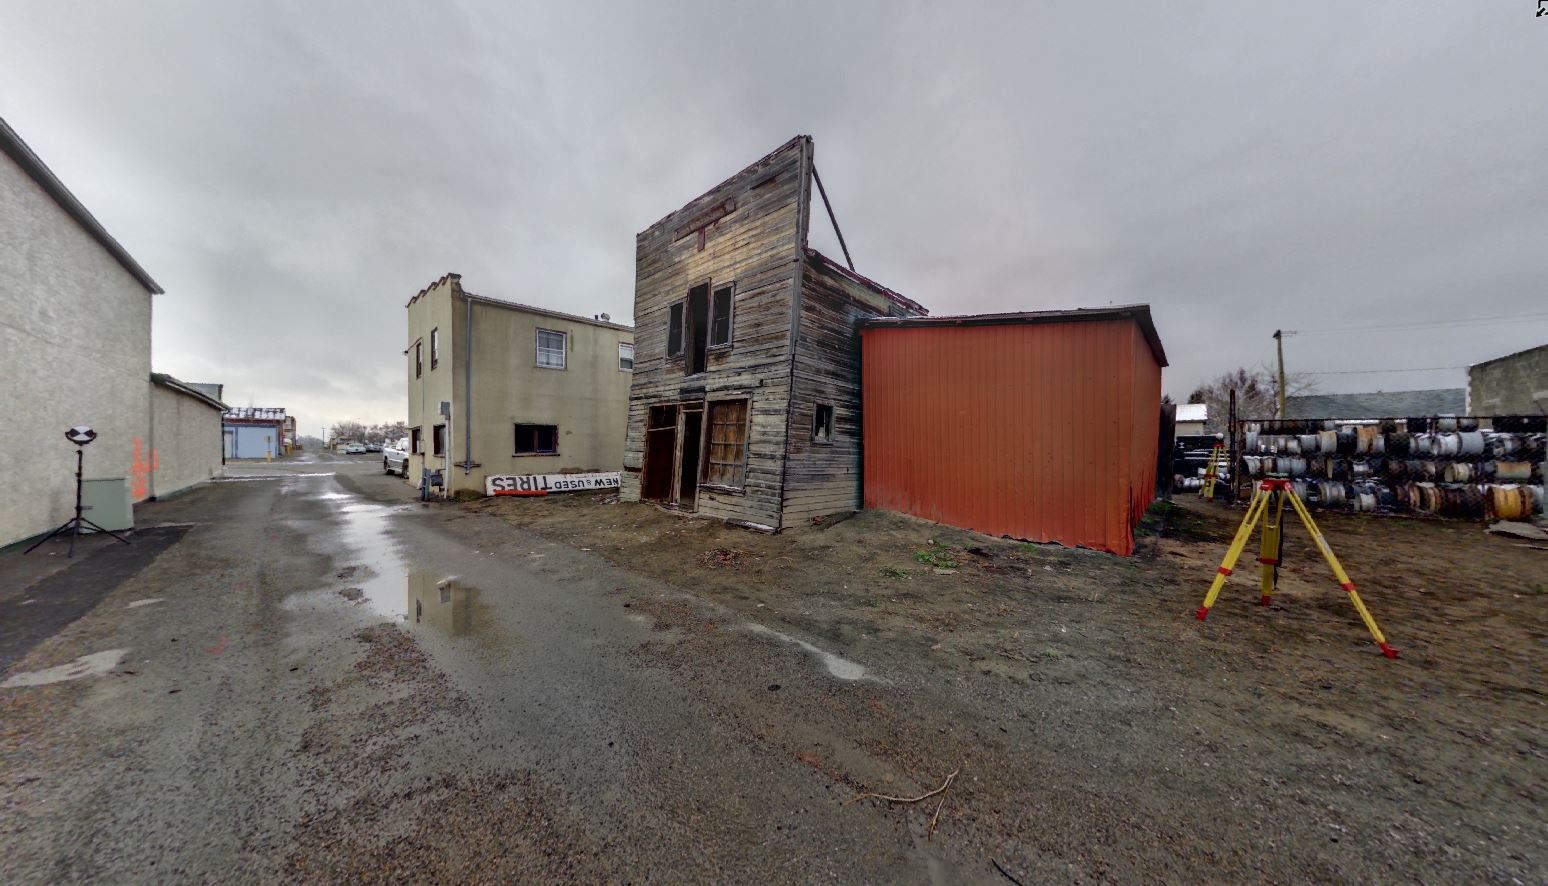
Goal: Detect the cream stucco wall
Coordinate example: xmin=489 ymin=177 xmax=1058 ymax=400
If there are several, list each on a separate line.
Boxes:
xmin=0 ymin=148 xmax=154 ymax=547
xmin=149 ymin=384 xmax=224 ymax=498
xmin=404 ymin=275 xmax=632 ymax=496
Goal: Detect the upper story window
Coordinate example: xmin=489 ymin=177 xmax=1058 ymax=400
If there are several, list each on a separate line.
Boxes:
xmin=675 ymin=280 xmax=734 ymax=376
xmin=667 ymin=303 xmax=684 ymax=358
xmin=415 ymin=341 xmax=423 ymax=378
xmin=618 ymin=342 xmax=635 ymax=371
xmin=709 ymin=285 xmax=733 ymax=348
xmin=536 ymin=329 xmax=567 ymax=370
xmin=430 ymin=328 xmax=440 ymax=369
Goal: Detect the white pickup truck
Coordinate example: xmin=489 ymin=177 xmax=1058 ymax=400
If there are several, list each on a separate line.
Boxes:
xmin=383 ymin=437 xmax=410 ymax=476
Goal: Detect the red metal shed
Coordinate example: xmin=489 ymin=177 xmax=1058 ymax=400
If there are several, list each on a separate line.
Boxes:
xmin=859 ymin=306 xmax=1166 ymax=555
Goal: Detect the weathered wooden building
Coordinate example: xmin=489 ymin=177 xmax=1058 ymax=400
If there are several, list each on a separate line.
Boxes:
xmin=620 ymin=136 xmax=925 ymax=529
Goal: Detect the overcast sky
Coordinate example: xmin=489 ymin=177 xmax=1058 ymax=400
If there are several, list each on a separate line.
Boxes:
xmin=4 ymin=2 xmax=1544 ymax=429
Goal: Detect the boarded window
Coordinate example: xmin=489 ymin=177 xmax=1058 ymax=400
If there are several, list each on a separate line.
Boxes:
xmin=432 ymin=424 xmax=446 ymax=456
xmin=410 ymin=427 xmax=422 ymax=454
xmin=666 ymin=303 xmax=684 ymax=357
xmin=430 ymin=327 xmax=440 ymax=369
xmin=536 ymin=329 xmax=567 ymax=369
xmin=813 ymin=403 xmax=834 ymax=443
xmin=709 ymin=285 xmax=733 ymax=347
xmin=618 ymin=342 xmax=634 ymax=371
xmin=515 ymin=423 xmax=558 ymax=455
xmin=703 ymin=399 xmax=749 ymax=489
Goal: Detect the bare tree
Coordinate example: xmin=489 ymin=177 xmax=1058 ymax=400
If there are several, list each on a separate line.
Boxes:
xmin=1187 ymin=366 xmax=1320 ymax=431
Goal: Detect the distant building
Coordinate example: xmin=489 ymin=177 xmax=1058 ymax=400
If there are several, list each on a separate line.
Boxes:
xmin=404 ymin=273 xmax=633 ymax=496
xmin=149 ymin=374 xmax=227 ymax=498
xmin=223 ymin=407 xmax=289 ymax=459
xmin=1468 ymin=344 xmax=1547 ymax=415
xmin=1283 ymin=388 xmax=1465 ymax=421
xmin=1174 ymin=402 xmax=1208 ymax=435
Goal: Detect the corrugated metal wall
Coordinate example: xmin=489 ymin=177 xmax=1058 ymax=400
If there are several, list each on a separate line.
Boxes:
xmin=860 ymin=319 xmax=1162 ymax=555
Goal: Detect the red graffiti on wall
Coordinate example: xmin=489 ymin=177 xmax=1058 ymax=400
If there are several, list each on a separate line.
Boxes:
xmin=130 ymin=437 xmax=160 ymax=500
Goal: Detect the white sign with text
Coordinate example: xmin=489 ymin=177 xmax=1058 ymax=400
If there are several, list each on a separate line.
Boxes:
xmin=487 ymin=472 xmax=621 ymax=496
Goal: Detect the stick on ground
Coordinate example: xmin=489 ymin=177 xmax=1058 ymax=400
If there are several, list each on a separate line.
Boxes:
xmin=847 ymin=768 xmax=959 ymax=806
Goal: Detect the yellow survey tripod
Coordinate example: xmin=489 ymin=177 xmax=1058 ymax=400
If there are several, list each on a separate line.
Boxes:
xmin=1195 ymin=478 xmax=1399 ymax=659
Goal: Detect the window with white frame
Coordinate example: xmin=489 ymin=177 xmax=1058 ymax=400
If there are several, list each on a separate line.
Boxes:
xmin=618 ymin=342 xmax=635 ymax=371
xmin=536 ymin=329 xmax=567 ymax=369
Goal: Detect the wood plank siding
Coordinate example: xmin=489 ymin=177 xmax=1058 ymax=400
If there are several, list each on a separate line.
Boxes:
xmin=621 ymin=136 xmax=925 ymax=530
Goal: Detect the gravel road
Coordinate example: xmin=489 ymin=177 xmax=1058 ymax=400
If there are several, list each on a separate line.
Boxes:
xmin=2 ymin=452 xmax=1541 ymax=883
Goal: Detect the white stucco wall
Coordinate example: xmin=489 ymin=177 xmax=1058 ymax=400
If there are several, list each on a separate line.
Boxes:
xmin=0 ymin=149 xmax=154 ymax=547
xmin=150 ymin=385 xmax=224 ymax=498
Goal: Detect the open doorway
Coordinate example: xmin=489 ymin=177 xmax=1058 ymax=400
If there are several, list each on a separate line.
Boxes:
xmin=678 ymin=406 xmax=703 ymax=508
xmin=642 ymin=405 xmax=678 ymax=501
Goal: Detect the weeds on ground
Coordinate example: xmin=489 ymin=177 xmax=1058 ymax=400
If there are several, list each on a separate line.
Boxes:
xmin=913 ymin=543 xmax=959 ymax=569
xmin=880 ymin=565 xmax=914 ymax=580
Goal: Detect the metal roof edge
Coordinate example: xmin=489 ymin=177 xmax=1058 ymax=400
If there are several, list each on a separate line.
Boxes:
xmin=859 ymin=304 xmax=1168 ymax=367
xmin=151 ymin=372 xmax=227 ymax=411
xmin=0 ymin=116 xmax=164 ymax=295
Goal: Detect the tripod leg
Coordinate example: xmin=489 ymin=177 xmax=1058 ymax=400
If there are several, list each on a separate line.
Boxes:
xmin=79 ymin=518 xmax=132 ymax=546
xmin=1197 ymin=486 xmax=1268 ymax=620
xmin=1284 ymin=490 xmax=1398 ymax=659
xmin=1258 ymin=490 xmax=1286 ymax=606
xmin=22 ymin=518 xmax=79 ymax=554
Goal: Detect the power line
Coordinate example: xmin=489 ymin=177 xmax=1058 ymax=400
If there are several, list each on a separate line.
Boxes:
xmin=1286 ymin=311 xmax=1548 ymax=337
xmin=1303 ymin=366 xmax=1464 ymax=376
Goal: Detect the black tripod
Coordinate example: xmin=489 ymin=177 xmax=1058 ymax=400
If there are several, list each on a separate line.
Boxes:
xmin=25 ymin=444 xmax=131 ymax=558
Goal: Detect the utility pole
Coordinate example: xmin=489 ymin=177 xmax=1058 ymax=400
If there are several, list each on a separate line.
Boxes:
xmin=1273 ymin=329 xmax=1287 ymax=419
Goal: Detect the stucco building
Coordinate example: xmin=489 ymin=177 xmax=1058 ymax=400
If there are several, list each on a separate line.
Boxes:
xmin=1468 ymin=344 xmax=1548 ymax=416
xmin=1 ymin=117 xmax=162 ymax=547
xmin=404 ymin=273 xmax=634 ymax=496
xmin=149 ymin=374 xmax=227 ymax=498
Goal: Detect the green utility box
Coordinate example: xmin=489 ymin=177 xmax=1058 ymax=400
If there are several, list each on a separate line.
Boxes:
xmin=81 ymin=477 xmax=133 ymax=532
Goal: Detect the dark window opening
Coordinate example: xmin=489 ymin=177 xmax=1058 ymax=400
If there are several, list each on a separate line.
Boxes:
xmin=415 ymin=342 xmax=423 ymax=378
xmin=432 ymin=424 xmax=447 ymax=456
xmin=685 ymin=283 xmax=710 ymax=375
xmin=703 ymin=399 xmax=749 ymax=489
xmin=813 ymin=403 xmax=834 ymax=444
xmin=430 ymin=328 xmax=439 ymax=369
xmin=709 ymin=285 xmax=733 ymax=347
xmin=515 ymin=423 xmax=559 ymax=455
xmin=679 ymin=407 xmax=703 ymax=506
xmin=410 ymin=427 xmax=422 ymax=454
xmin=667 ymin=303 xmax=684 ymax=358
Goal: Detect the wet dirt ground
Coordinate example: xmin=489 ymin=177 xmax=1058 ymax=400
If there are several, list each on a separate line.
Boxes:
xmin=2 ymin=454 xmax=1543 ymax=883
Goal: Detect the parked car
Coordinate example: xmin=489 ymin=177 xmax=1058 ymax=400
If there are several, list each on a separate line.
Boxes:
xmin=344 ymin=442 xmax=367 ymax=455
xmin=365 ymin=442 xmax=382 ymax=453
xmin=383 ymin=437 xmax=410 ymax=476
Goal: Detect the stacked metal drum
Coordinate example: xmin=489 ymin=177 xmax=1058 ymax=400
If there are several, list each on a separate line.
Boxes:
xmin=1238 ymin=416 xmax=1545 ymax=519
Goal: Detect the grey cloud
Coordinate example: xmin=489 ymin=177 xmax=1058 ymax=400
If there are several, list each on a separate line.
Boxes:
xmin=4 ymin=1 xmax=1542 ymax=425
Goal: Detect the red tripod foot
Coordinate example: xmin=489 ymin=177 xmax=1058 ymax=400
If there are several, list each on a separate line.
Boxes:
xmin=1195 ymin=606 xmax=1210 ymax=621
xmin=1379 ymin=643 xmax=1399 ymax=659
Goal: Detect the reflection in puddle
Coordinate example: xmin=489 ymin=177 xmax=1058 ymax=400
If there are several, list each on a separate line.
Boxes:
xmin=333 ymin=500 xmax=411 ymax=620
xmin=408 ymin=571 xmax=478 ymax=638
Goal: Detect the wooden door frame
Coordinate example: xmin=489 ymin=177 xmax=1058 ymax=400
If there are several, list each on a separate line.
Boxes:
xmin=671 ymin=400 xmax=707 ymax=509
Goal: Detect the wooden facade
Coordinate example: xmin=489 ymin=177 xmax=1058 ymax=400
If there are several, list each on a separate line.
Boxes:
xmin=620 ymin=136 xmax=924 ymax=530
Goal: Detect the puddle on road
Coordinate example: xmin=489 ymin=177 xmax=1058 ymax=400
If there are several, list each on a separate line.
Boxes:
xmin=407 ymin=571 xmax=479 ymax=639
xmin=2 ymin=649 xmax=128 ymax=688
xmin=318 ymin=494 xmax=485 ymax=642
xmin=744 ymin=623 xmax=873 ymax=682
